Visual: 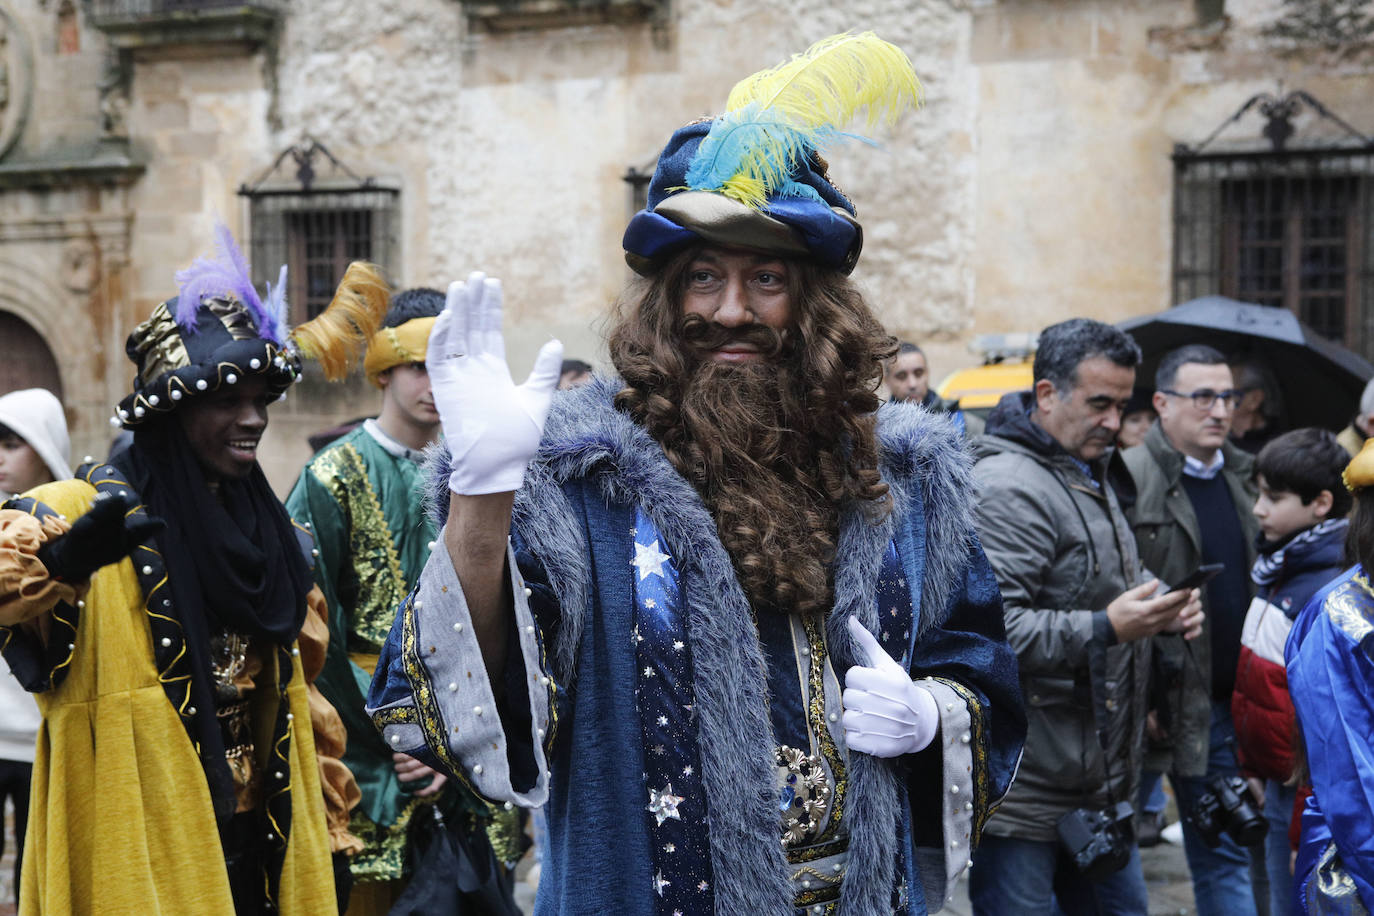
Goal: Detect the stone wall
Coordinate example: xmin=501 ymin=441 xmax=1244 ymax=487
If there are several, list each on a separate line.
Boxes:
xmin=2 ymin=0 xmax=1374 ymax=490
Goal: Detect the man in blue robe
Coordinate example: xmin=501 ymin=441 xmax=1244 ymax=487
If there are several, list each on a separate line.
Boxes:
xmin=367 ymin=34 xmax=1025 ymax=915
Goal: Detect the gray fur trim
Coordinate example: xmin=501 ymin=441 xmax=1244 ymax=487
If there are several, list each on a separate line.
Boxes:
xmin=875 ymin=399 xmax=979 ymax=639
xmin=423 ymin=377 xmax=978 ymax=915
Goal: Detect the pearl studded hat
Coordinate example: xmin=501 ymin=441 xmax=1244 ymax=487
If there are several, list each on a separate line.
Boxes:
xmin=113 ymin=224 xmax=389 ymax=430
xmin=113 ymin=294 xmax=302 ymax=429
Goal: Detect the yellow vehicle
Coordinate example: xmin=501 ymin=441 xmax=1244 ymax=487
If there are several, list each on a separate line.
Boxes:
xmin=936 ymin=333 xmax=1036 ymax=419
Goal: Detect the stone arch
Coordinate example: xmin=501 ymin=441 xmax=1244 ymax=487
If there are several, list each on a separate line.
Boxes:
xmin=0 ymin=309 xmax=60 ymax=397
xmin=0 ymin=259 xmax=84 ymax=378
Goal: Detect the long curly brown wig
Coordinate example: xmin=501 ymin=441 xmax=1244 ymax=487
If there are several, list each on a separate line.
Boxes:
xmin=608 ymin=244 xmax=896 ymax=615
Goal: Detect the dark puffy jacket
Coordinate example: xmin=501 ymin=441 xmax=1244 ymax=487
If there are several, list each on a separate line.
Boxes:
xmin=1231 ymin=522 xmax=1347 ymax=781
xmin=972 ymin=393 xmax=1149 ymax=842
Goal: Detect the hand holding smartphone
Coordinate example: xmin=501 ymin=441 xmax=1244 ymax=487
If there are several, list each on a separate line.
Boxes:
xmin=1167 ymin=562 xmax=1224 ymax=595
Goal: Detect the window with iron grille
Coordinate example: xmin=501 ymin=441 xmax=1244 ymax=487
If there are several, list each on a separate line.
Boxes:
xmin=1221 ymin=173 xmax=1360 ymax=340
xmin=240 ymin=141 xmax=399 ymax=326
xmin=1172 ymin=90 xmax=1374 ymax=356
xmin=286 ymin=206 xmax=373 ymax=319
xmin=245 ymin=189 xmax=398 ymax=325
xmin=1174 ymin=149 xmax=1374 ymax=358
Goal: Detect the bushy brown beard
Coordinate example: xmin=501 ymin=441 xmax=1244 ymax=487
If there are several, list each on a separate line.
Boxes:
xmin=609 ymin=247 xmax=895 ymax=616
xmin=673 ymin=350 xmax=839 ymax=615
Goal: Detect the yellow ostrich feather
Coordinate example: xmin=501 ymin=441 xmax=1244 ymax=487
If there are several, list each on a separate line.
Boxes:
xmin=721 ymin=173 xmax=769 ymax=211
xmin=725 ymin=31 xmax=922 ymax=130
xmin=291 ymin=261 xmax=390 ymax=381
xmin=686 ymin=32 xmax=921 ymax=210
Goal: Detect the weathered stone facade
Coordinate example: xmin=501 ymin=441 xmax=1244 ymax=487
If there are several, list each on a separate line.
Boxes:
xmin=1 ymin=0 xmax=1372 ymax=490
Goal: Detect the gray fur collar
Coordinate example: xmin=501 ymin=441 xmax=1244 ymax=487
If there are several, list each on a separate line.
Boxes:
xmin=425 ymin=375 xmax=976 ymax=915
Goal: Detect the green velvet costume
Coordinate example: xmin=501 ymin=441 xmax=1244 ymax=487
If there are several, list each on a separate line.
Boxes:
xmin=287 ymin=421 xmax=496 ymax=884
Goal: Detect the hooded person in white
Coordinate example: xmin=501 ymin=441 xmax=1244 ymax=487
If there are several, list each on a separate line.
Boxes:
xmin=0 ymin=389 xmax=72 ymax=500
xmin=0 ymin=387 xmax=71 ymax=907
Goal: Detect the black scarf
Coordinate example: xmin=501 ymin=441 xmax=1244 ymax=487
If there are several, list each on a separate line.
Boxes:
xmin=111 ymin=421 xmax=313 ymax=825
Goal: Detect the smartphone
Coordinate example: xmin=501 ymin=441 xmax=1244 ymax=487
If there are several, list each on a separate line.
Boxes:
xmin=1167 ymin=563 xmax=1224 ymax=594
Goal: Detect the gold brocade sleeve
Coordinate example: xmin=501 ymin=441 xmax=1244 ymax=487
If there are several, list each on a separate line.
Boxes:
xmin=0 ymin=509 xmax=85 ymax=628
xmin=301 ymin=584 xmax=365 ymax=856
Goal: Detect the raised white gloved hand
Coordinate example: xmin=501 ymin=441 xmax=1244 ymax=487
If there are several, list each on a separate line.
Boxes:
xmin=427 ymin=272 xmax=564 ymax=495
xmin=841 ymin=616 xmax=939 ymax=758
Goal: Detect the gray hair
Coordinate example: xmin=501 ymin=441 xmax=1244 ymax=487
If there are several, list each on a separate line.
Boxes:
xmin=1033 ymin=319 xmax=1141 ymax=392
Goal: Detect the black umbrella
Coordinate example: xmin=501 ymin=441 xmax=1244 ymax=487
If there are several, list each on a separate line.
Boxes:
xmin=1117 ymin=295 xmax=1374 ymax=432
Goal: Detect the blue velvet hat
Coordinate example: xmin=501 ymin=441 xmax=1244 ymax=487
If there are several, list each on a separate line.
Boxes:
xmin=623 ymin=120 xmax=864 ymax=275
xmin=621 ymin=32 xmax=920 ymax=276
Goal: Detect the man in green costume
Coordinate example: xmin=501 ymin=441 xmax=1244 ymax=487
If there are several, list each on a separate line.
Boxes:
xmin=287 ymin=287 xmax=516 ymax=914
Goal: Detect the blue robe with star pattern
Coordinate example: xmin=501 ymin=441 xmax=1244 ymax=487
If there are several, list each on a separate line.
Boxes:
xmin=367 ymin=378 xmax=1025 ymax=915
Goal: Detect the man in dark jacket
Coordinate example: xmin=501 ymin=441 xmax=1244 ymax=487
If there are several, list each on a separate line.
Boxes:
xmin=1123 ymin=344 xmax=1260 ymax=916
xmin=970 ymin=318 xmax=1203 ymax=915
xmin=885 ymin=341 xmax=984 ymax=436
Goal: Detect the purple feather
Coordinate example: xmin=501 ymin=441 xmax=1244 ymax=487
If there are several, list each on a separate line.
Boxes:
xmin=173 ymin=221 xmax=286 ymax=344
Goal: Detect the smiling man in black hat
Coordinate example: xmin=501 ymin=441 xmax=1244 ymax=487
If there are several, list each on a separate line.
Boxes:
xmin=0 ymin=227 xmax=389 ymax=916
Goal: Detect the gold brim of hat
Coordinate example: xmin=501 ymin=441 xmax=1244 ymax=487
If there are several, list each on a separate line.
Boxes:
xmin=1345 ymin=436 xmax=1374 ymax=491
xmin=363 ymin=316 xmax=437 ymax=388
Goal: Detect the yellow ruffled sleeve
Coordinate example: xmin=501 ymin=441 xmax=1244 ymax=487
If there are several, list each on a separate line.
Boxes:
xmin=300 ymin=584 xmax=364 ymax=856
xmin=0 ymin=509 xmax=86 ymax=628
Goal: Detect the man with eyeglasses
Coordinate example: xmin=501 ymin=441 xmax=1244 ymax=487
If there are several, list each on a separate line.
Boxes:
xmin=1123 ymin=343 xmax=1261 ymax=916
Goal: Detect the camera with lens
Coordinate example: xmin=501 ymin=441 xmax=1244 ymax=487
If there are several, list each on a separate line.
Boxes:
xmin=1056 ymin=800 xmax=1135 ymax=880
xmin=1188 ymin=775 xmax=1267 ymax=848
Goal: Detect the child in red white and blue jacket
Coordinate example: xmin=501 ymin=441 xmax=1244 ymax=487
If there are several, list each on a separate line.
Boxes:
xmin=1232 ymin=428 xmax=1350 ymax=916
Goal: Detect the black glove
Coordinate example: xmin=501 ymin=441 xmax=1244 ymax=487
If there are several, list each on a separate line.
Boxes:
xmin=36 ymin=493 xmax=164 ymax=583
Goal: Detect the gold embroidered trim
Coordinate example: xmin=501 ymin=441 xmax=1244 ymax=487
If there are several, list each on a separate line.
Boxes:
xmin=804 ymin=614 xmax=845 ymax=844
xmin=309 ymin=443 xmax=408 ymax=647
xmin=347 ymin=795 xmax=433 ymax=881
xmin=931 ymin=675 xmax=992 ymax=844
xmin=264 ymin=647 xmax=295 ymax=845
xmin=794 ymin=883 xmax=842 ymax=907
xmin=1328 ymin=574 xmax=1374 ymax=645
xmin=788 ymin=838 xmax=848 ymax=864
xmin=374 ymin=705 xmax=419 ymax=726
xmin=81 ymin=465 xmax=196 ymax=730
xmin=401 ymin=593 xmax=486 ymax=801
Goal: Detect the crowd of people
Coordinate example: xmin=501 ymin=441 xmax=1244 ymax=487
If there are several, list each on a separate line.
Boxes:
xmin=1 ymin=29 xmax=1373 ymax=916
xmin=884 ymin=328 xmax=1374 ymax=915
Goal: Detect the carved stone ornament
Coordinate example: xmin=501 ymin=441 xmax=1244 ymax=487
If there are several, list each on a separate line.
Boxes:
xmin=60 ymin=238 xmax=100 ymax=294
xmin=0 ymin=4 xmax=33 ymax=161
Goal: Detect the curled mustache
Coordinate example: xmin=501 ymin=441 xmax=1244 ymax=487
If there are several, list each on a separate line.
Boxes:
xmin=678 ymin=313 xmax=791 ymax=361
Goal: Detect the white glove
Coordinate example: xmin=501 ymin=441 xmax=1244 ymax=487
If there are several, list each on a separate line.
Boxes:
xmin=427 ymin=272 xmax=564 ymax=495
xmin=841 ymin=616 xmax=939 ymax=757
